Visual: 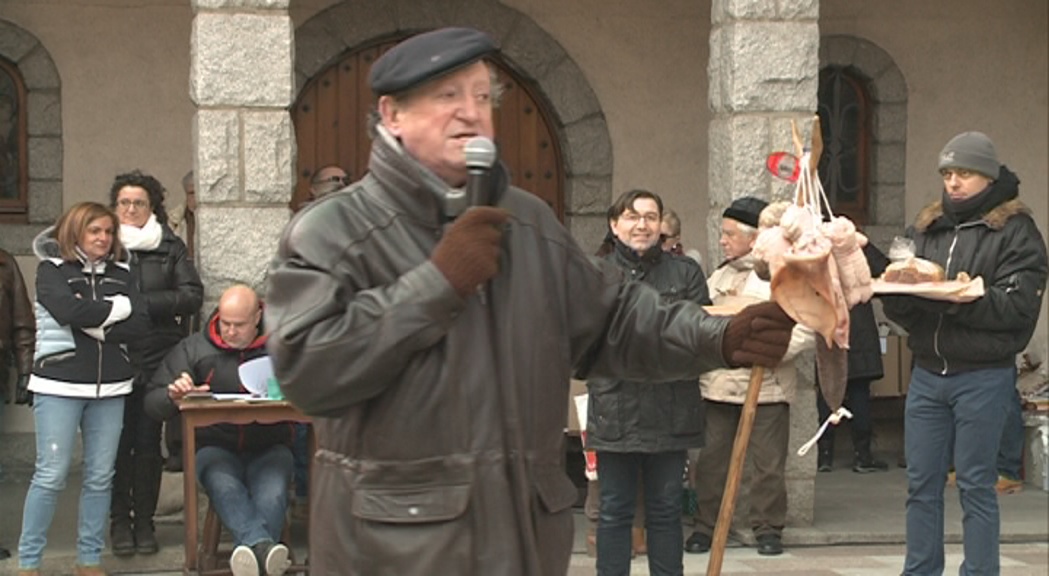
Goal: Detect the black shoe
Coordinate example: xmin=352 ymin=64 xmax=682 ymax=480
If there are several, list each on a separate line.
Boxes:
xmin=853 ymin=455 xmax=889 ymax=473
xmin=252 ymin=541 xmax=290 ymax=576
xmin=0 ymin=545 xmax=10 ymax=560
xmin=134 ymin=521 xmax=159 ymax=555
xmin=684 ymin=531 xmax=711 ymax=554
xmin=110 ymin=520 xmax=136 ymax=557
xmin=756 ymin=533 xmax=783 ymax=556
xmin=817 ymin=449 xmax=833 ymax=472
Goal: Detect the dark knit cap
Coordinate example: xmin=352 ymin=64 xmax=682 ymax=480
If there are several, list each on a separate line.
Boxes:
xmin=938 ymin=131 xmax=1000 ymax=180
xmin=369 ymin=27 xmax=497 ymax=96
xmin=722 ymin=196 xmax=768 ymax=228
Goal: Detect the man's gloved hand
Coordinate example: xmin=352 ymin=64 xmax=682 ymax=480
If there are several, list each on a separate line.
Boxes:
xmin=722 ymin=301 xmax=796 ymax=368
xmin=431 ymin=207 xmax=509 ymax=297
xmin=15 ymin=373 xmax=32 ymax=406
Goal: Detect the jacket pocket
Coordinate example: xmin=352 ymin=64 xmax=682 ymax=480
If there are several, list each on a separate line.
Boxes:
xmin=587 ymin=380 xmax=623 ymax=441
xmin=669 ymin=383 xmax=704 ymax=437
xmin=346 ymin=454 xmax=475 ymax=574
xmin=533 ymin=468 xmax=579 ymax=514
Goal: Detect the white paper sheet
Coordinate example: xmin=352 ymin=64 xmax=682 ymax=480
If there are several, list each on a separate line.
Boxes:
xmin=237 ymin=356 xmax=275 ymax=397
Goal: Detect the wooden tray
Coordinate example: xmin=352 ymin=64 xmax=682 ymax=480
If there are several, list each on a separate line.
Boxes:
xmin=871 ymin=276 xmax=984 ymax=302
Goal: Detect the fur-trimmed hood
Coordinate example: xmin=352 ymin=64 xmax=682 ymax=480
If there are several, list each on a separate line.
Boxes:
xmin=914 ymin=197 xmax=1033 ymax=233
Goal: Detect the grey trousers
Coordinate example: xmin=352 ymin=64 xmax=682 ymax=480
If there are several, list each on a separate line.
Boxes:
xmin=692 ymin=400 xmax=789 ymax=537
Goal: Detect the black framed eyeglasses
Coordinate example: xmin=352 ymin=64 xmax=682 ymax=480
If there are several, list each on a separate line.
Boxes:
xmin=328 ymin=174 xmax=351 ymax=185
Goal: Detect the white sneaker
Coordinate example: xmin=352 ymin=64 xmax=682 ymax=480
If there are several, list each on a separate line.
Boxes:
xmin=230 ymin=544 xmax=260 ymax=576
xmin=264 ymin=542 xmax=290 ymax=576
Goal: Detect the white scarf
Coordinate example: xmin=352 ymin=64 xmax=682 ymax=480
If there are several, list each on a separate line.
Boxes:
xmin=120 ymin=213 xmax=163 ymax=251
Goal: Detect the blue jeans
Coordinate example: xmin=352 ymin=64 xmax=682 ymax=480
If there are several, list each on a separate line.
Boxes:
xmin=196 ymin=444 xmax=293 ymax=547
xmin=596 ymin=450 xmax=686 ymax=576
xmin=997 ymin=384 xmax=1024 ymax=480
xmin=904 ymin=366 xmax=1013 ymax=576
xmin=18 ymin=394 xmax=125 ymax=569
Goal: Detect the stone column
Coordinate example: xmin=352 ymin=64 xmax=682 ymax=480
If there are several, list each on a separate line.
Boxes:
xmin=707 ymin=0 xmax=820 ymax=527
xmin=190 ymin=0 xmax=295 ymax=307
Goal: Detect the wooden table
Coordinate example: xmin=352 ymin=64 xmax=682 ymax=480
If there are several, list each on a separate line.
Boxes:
xmin=179 ymin=398 xmax=311 ymax=575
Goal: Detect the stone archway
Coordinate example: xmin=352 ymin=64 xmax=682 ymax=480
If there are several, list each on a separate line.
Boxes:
xmin=0 ymin=20 xmax=63 ymax=255
xmin=292 ymin=0 xmax=613 ymax=249
xmin=820 ymin=35 xmax=909 ymax=251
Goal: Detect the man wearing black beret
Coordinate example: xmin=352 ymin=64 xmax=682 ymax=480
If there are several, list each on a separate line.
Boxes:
xmin=266 ymin=27 xmax=796 ymax=575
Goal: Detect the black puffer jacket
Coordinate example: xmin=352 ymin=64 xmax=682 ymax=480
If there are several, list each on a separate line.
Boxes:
xmin=847 ymin=243 xmax=889 ymax=382
xmin=881 ymin=167 xmax=1048 ymax=375
xmin=127 ymin=225 xmax=202 ymax=379
xmin=144 ymin=310 xmax=293 ymax=452
xmin=585 ymin=240 xmax=712 ymax=453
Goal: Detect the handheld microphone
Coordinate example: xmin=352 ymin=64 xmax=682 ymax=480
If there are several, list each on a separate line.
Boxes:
xmin=464 ymin=136 xmax=497 ymax=207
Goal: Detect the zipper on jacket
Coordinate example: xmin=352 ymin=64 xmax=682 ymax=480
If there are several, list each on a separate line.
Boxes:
xmin=933 ymin=229 xmax=962 ymax=376
xmin=88 ymin=262 xmax=104 ymax=396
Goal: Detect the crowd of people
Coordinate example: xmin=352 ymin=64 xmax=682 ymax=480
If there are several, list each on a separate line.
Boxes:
xmin=3 ymin=168 xmax=311 ymax=576
xmin=0 ymin=25 xmax=1045 ymax=576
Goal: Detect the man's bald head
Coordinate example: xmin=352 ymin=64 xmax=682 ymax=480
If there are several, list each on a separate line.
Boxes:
xmin=217 ymin=284 xmax=261 ymax=349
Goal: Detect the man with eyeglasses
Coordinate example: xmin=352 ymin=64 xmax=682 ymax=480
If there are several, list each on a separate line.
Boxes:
xmin=881 ymin=131 xmax=1047 ymax=576
xmin=685 ymin=196 xmax=815 ymax=557
xmin=583 ymin=188 xmax=712 ymax=575
xmin=307 ymin=165 xmax=349 ymax=201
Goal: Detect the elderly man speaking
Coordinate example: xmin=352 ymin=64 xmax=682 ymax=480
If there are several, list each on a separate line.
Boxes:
xmin=265 ymin=27 xmax=796 ymax=576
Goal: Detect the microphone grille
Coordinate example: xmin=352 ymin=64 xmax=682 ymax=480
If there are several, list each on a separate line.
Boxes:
xmin=464 ymin=136 xmax=497 ymax=169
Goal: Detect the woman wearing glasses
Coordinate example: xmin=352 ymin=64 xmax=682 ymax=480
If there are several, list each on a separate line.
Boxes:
xmin=106 ymin=171 xmax=203 ymax=557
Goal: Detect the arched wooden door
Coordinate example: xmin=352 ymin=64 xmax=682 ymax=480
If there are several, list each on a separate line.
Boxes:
xmin=292 ymin=38 xmax=564 ymax=218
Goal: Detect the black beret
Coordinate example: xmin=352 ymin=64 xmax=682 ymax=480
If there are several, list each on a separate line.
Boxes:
xmin=722 ymin=196 xmax=769 ymax=228
xmin=369 ymin=27 xmax=498 ymax=96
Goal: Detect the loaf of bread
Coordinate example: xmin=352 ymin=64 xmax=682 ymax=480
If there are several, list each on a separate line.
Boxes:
xmin=882 ymin=257 xmax=945 ymax=284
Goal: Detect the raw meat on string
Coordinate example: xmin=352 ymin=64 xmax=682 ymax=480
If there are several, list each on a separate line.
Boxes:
xmin=753 ymin=122 xmax=873 ymax=455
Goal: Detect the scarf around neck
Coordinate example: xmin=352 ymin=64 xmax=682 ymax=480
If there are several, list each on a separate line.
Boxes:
xmin=120 ymin=213 xmax=164 ymax=251
xmin=940 ymin=166 xmax=1019 ymax=226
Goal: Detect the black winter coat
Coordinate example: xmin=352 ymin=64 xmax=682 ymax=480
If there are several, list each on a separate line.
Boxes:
xmin=585 ymin=240 xmax=712 ymax=453
xmin=127 ymin=225 xmax=203 ymax=379
xmin=144 ymin=311 xmax=293 ymax=453
xmin=847 ymin=243 xmax=889 ymax=383
xmin=881 ymin=167 xmax=1048 ymax=375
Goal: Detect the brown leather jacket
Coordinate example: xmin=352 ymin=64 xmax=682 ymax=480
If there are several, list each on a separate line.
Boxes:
xmin=265 ymin=133 xmax=729 ymax=575
xmin=0 ymin=248 xmax=35 ymax=399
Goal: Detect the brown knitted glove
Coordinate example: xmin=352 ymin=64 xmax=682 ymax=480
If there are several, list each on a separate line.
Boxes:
xmin=721 ymin=300 xmax=796 ymax=368
xmin=431 ymin=207 xmax=509 ymax=297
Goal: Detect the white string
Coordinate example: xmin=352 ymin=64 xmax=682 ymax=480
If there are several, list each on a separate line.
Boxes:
xmin=797 ymin=406 xmax=853 ymax=456
xmin=793 ymin=151 xmax=836 ymax=220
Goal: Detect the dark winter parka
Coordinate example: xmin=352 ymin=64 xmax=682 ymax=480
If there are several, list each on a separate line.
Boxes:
xmin=29 ymin=228 xmax=150 ymax=397
xmin=264 ymin=129 xmax=732 ymax=576
xmin=585 ymin=240 xmax=712 ymax=453
xmin=847 ymin=243 xmax=890 ymax=383
xmin=144 ymin=310 xmax=293 ymax=453
xmin=881 ymin=167 xmax=1048 ymax=375
xmin=0 ymin=248 xmax=35 ymax=397
xmin=127 ymin=225 xmax=203 ymax=379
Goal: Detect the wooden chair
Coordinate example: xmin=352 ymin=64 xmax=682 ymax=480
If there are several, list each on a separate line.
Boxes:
xmin=197 ymin=497 xmax=305 ymax=575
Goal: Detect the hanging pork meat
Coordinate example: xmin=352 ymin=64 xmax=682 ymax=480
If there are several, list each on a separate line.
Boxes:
xmin=751 ymin=118 xmax=872 ymax=419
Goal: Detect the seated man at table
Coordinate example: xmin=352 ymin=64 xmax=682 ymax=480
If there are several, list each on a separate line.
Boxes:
xmin=145 ymin=284 xmax=294 ymax=576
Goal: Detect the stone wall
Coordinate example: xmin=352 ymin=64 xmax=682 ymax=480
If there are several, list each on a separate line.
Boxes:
xmin=190 ymin=0 xmax=295 ymax=305
xmin=707 ymin=0 xmax=821 ymax=526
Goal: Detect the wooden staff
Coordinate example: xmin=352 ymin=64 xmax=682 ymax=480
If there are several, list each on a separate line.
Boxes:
xmin=705 ymin=365 xmax=764 ymax=576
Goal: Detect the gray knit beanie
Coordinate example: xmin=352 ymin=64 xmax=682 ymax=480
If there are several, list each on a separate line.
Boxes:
xmin=938 ymin=131 xmax=1000 ymax=180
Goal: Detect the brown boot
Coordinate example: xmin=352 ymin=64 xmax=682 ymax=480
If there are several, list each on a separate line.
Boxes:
xmin=632 ymin=527 xmax=647 ymax=556
xmin=585 ymin=524 xmax=597 ymax=558
xmin=73 ymin=564 xmax=109 ymax=576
